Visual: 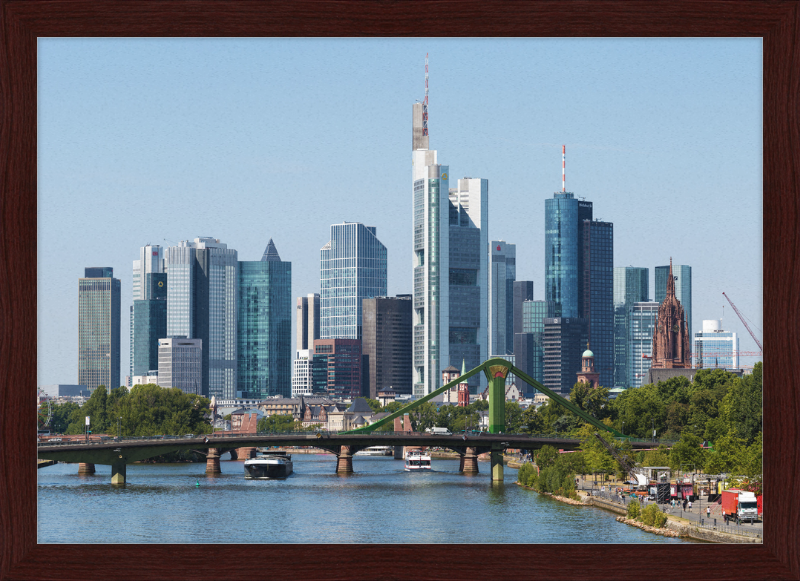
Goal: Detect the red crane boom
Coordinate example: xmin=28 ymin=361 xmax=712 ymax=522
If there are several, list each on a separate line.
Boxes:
xmin=722 ymin=292 xmax=763 ymax=352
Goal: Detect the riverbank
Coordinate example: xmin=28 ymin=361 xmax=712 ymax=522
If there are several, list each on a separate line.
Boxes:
xmin=515 ymin=483 xmax=760 ymax=543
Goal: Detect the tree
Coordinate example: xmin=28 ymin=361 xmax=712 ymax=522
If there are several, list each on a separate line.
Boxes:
xmin=257 ymin=414 xmax=299 ymax=433
xmin=365 ymin=398 xmax=382 ymax=414
xmin=504 ymin=401 xmax=523 ymax=433
xmin=382 ymin=401 xmax=405 ymax=414
xmin=410 ymin=401 xmax=437 ymax=432
xmin=48 ymin=402 xmax=80 ymax=434
xmin=669 ymin=431 xmax=704 ymax=472
xmin=535 ymin=445 xmax=559 ymax=470
xmin=703 ymin=430 xmax=747 ymax=475
xmin=521 ymin=405 xmax=545 ymax=434
xmin=569 ymin=382 xmax=611 ymax=420
xmin=577 ymin=424 xmax=616 ymax=477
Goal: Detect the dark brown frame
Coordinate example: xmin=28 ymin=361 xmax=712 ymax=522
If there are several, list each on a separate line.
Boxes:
xmin=1 ymin=1 xmax=797 ymax=579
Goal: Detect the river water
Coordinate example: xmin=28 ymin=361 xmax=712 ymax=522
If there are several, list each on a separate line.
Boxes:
xmin=38 ymin=454 xmax=693 ymax=544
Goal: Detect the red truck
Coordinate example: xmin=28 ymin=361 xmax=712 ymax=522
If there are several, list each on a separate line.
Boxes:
xmin=721 ymin=488 xmax=759 ymax=524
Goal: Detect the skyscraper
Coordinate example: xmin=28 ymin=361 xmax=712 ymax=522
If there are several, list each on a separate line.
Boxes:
xmin=130 ymin=244 xmax=164 ymax=381
xmin=628 ymin=301 xmax=658 ymax=388
xmin=78 ymin=267 xmax=121 ymax=391
xmin=542 ymin=316 xmax=586 ymax=396
xmin=132 ymin=272 xmax=167 ymax=377
xmin=320 ymin=222 xmax=387 ymax=341
xmin=311 ymin=338 xmax=362 ymax=399
xmin=412 ymin=85 xmax=487 ymax=396
xmin=489 ymin=240 xmax=516 ymax=356
xmin=237 ymin=239 xmax=292 ymax=399
xmin=613 ymin=267 xmax=649 ymax=387
xmin=694 ymin=320 xmax=739 ymax=369
xmin=655 ymin=263 xmax=692 ymax=341
xmin=512 ymin=281 xmax=534 ymax=336
xmin=157 ymin=337 xmax=202 ymax=395
xmin=514 ymin=299 xmax=556 ymax=389
xmin=296 ymin=293 xmax=320 ymax=351
xmin=582 ymin=220 xmax=614 ymax=387
xmin=165 ymin=237 xmax=238 ymax=399
xmin=362 ymin=295 xmax=413 ymax=398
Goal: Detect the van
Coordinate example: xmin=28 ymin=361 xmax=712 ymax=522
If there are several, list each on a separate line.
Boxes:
xmin=428 ymin=427 xmax=452 ymax=436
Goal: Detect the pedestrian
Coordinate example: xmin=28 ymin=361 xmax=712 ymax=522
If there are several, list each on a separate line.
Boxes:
xmin=683 ymin=498 xmax=687 ymax=511
xmin=707 ymin=506 xmax=711 ymax=519
xmin=688 ymin=500 xmax=692 ymax=512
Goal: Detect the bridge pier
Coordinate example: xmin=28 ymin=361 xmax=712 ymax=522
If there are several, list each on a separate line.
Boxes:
xmin=336 ymin=445 xmax=353 ymax=474
xmin=394 ymin=445 xmax=404 ymax=460
xmin=78 ymin=462 xmax=95 ymax=475
xmin=111 ymin=460 xmax=126 ymax=486
xmin=205 ymin=448 xmax=221 ymax=475
xmin=236 ymin=447 xmax=256 ymax=461
xmin=459 ymin=447 xmax=479 ymax=474
xmin=491 ymin=449 xmax=504 ymax=482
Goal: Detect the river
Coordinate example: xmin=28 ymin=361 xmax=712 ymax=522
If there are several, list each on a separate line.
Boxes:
xmin=38 ymin=454 xmax=694 ymax=543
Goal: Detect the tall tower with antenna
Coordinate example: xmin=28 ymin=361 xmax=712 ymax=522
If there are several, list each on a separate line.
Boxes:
xmin=423 ymin=53 xmax=429 ymax=137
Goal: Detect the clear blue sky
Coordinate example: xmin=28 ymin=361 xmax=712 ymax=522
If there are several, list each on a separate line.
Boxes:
xmin=37 ymin=38 xmax=763 ymax=386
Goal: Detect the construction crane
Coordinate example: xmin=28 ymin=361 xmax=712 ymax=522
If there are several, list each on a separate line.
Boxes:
xmin=594 ymin=432 xmax=639 ymax=484
xmin=722 ymin=292 xmax=763 ymax=352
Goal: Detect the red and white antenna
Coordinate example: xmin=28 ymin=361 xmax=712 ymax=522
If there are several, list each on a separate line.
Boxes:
xmin=423 ymin=53 xmax=429 ymax=137
xmin=562 ymin=145 xmax=566 ymax=192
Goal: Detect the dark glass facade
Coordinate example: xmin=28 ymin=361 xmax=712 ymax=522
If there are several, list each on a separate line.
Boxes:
xmin=449 ymin=224 xmax=481 ymax=391
xmin=545 ymin=194 xmax=592 ymax=318
xmin=582 ymin=220 xmax=614 ymax=388
xmin=311 ymin=339 xmax=362 ymax=399
xmin=514 ymin=300 xmax=556 ymax=387
xmin=613 ymin=267 xmax=649 ymax=387
xmin=237 ymin=256 xmax=292 ymax=399
xmin=361 ymin=296 xmax=412 ymax=398
xmin=512 ymin=281 xmax=534 ymax=335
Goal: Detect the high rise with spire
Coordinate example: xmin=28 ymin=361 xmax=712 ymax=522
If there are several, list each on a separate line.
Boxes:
xmin=412 ymin=55 xmax=487 ymax=396
xmin=651 ymin=259 xmax=692 ymax=369
xmin=237 ymin=238 xmax=292 ymax=398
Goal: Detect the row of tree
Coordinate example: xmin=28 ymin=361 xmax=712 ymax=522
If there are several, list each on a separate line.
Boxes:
xmin=39 ymin=384 xmax=212 ymax=438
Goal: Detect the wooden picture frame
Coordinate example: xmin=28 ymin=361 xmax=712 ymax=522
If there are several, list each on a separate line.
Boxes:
xmin=1 ymin=1 xmax=797 ymax=578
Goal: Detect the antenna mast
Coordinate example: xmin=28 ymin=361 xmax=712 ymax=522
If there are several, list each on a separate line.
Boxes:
xmin=562 ymin=145 xmax=566 ymax=192
xmin=423 ymin=54 xmax=429 ymax=137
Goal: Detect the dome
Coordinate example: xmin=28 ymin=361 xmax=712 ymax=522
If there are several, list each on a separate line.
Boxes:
xmin=582 ymin=349 xmax=594 ymax=358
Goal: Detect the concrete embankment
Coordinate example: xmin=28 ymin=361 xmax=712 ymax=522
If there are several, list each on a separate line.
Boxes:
xmin=38 ymin=459 xmax=56 ymax=469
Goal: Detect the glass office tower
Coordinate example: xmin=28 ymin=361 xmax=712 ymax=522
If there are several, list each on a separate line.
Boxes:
xmin=237 ymin=239 xmax=292 ymax=399
xmin=412 ymin=99 xmax=488 ymax=396
xmin=79 ymin=267 xmax=121 ymax=391
xmin=628 ymin=302 xmax=659 ymax=388
xmin=490 ymin=240 xmax=516 ymax=356
xmin=655 ymin=264 xmax=692 ymax=342
xmin=320 ymin=222 xmax=387 ymax=341
xmin=545 ymin=193 xmax=592 ymax=318
xmin=694 ymin=320 xmax=739 ymax=369
xmin=515 ymin=299 xmax=556 ymax=386
xmin=130 ymin=244 xmax=164 ymax=382
xmin=582 ymin=220 xmax=614 ymax=388
xmin=613 ymin=267 xmax=649 ymax=387
xmin=132 ymin=272 xmax=167 ymax=377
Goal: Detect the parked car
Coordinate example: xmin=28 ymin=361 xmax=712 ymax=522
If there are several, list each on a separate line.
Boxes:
xmin=184 ymin=434 xmax=195 ymax=439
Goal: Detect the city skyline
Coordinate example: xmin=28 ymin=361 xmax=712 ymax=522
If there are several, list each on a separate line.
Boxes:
xmin=38 ymin=39 xmax=762 ymax=386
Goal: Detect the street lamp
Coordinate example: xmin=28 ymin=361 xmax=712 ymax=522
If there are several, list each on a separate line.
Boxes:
xmin=621 ymin=420 xmax=625 ymax=436
xmin=118 ymin=417 xmax=122 ymax=440
xmin=651 ymin=418 xmax=655 ymax=443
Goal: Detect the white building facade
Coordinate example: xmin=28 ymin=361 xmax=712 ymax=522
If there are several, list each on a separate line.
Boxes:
xmin=694 ymin=319 xmax=739 ymax=369
xmin=291 ymin=349 xmax=313 ymax=397
xmin=157 ymin=337 xmax=202 ymax=395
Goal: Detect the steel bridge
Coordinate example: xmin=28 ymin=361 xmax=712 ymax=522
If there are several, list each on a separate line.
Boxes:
xmin=37 ymin=357 xmax=654 ymax=485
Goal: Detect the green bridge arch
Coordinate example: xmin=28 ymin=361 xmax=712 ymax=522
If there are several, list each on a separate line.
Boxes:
xmin=343 ymin=357 xmax=623 ymax=438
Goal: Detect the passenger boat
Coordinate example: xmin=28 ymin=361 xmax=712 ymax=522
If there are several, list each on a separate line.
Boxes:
xmin=404 ymin=448 xmax=431 ymax=471
xmin=355 ymin=446 xmax=393 ymax=456
xmin=244 ymin=451 xmax=293 ymax=479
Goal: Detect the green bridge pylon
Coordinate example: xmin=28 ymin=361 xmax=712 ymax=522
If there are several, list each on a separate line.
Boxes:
xmin=343 ymin=357 xmax=623 ymax=439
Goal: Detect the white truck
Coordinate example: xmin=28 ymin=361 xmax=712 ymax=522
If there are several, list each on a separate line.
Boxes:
xmin=721 ymin=489 xmax=759 ymax=524
xmin=426 ymin=427 xmax=452 ymax=435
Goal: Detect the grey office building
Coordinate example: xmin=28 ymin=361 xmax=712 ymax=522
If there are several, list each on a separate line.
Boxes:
xmin=489 ymin=240 xmax=516 ymax=356
xmin=655 ymin=264 xmax=692 ymax=342
xmin=543 ymin=317 xmax=586 ymax=396
xmin=157 ymin=337 xmax=202 ymax=395
xmin=166 ymin=237 xmax=238 ymax=399
xmin=613 ymin=267 xmax=649 ymax=388
xmin=362 ymin=295 xmax=413 ymax=398
xmin=296 ymin=293 xmax=320 ymax=351
xmin=78 ymin=267 xmax=121 ymax=391
xmin=581 ymin=220 xmax=614 ymax=388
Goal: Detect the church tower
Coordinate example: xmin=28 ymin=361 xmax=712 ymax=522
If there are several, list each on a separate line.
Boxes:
xmin=576 ymin=343 xmax=600 ymax=388
xmin=651 ymin=258 xmax=692 ymax=368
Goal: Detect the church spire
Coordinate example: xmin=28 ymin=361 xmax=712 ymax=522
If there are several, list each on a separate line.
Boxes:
xmin=666 ymin=257 xmax=675 ymax=298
